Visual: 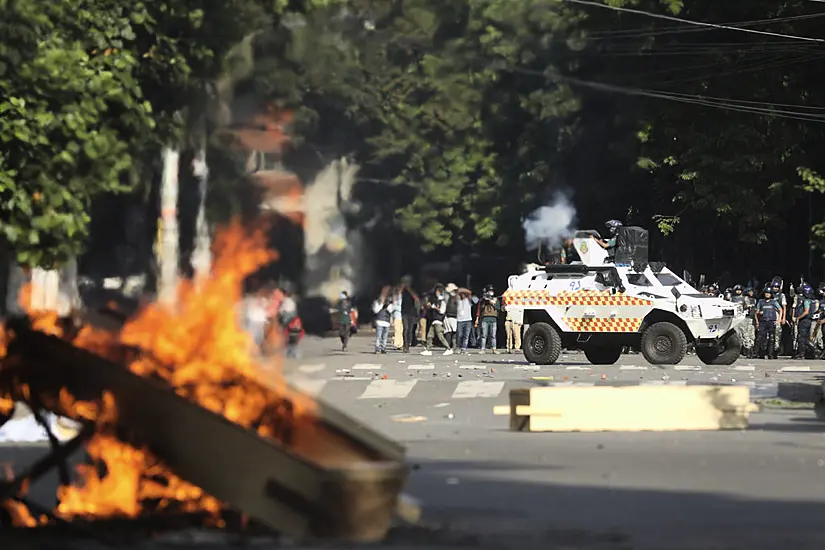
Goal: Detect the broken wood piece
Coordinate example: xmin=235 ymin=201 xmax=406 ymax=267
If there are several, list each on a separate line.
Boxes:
xmin=494 ymin=385 xmax=756 ymax=432
xmin=2 ymin=321 xmax=409 ymax=542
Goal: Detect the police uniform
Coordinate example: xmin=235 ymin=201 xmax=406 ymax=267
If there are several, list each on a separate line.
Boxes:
xmin=743 ymin=289 xmax=758 ymax=357
xmin=793 ymin=286 xmax=814 ymax=359
xmin=812 ymin=285 xmax=825 ymax=356
xmin=756 ymin=289 xmax=780 ymax=359
xmin=771 ymin=281 xmax=787 ymax=357
xmin=731 ymin=286 xmax=754 ymax=354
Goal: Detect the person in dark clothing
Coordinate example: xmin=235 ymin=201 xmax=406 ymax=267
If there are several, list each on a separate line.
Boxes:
xmin=793 ymin=283 xmax=814 ymax=359
xmin=336 ymin=291 xmax=354 ymax=351
xmin=399 ymin=277 xmax=420 ymax=353
xmin=755 ymin=287 xmax=780 ymax=360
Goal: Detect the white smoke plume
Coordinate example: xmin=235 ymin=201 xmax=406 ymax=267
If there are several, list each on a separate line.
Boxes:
xmin=523 ymin=193 xmax=577 ymax=250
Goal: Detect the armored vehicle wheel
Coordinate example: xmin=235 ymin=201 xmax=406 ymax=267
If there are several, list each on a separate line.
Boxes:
xmin=584 ymin=346 xmax=623 ymax=365
xmin=641 ymin=322 xmax=688 ymax=365
xmin=696 ymin=332 xmax=742 ymax=366
xmin=523 ymin=322 xmax=562 ymax=365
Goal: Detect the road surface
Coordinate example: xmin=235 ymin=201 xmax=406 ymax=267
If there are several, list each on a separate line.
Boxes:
xmin=3 ymin=335 xmax=825 ymax=550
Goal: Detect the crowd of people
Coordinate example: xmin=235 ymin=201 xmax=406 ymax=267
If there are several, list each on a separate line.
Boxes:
xmin=714 ymin=277 xmax=825 ymax=360
xmin=366 ymin=277 xmax=521 ymax=355
xmin=242 ymin=283 xmax=305 ymax=358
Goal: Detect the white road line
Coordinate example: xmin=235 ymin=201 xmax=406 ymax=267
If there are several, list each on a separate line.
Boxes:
xmin=335 ymin=376 xmax=374 ymax=381
xmin=407 ymin=364 xmax=435 ymax=370
xmin=358 ymin=380 xmax=418 ymax=399
xmin=566 ymin=366 xmax=591 ymax=370
xmin=779 ymin=366 xmax=811 ymax=373
xmin=573 ymin=382 xmax=596 ymax=386
xmin=514 ymin=365 xmax=540 ymax=370
xmin=459 ymin=364 xmax=487 ymax=370
xmin=620 ymin=365 xmax=648 ymax=371
xmin=297 ymin=364 xmax=326 ymax=374
xmin=733 ymin=365 xmax=756 ymax=372
xmin=674 ymin=365 xmax=702 ymax=371
xmin=352 ymin=363 xmax=382 ymax=370
xmin=290 ymin=378 xmax=328 ymax=396
xmin=451 ymin=381 xmax=506 ymax=399
xmin=642 ymin=380 xmax=687 ymax=386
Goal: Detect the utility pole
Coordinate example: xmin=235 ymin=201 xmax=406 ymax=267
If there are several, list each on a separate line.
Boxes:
xmin=158 ymin=146 xmax=180 ymax=306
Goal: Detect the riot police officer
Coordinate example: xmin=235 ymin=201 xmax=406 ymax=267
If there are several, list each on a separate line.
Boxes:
xmin=770 ymin=277 xmax=788 ymax=357
xmin=793 ymin=283 xmax=815 ymax=359
xmin=731 ymin=285 xmax=754 ymax=356
xmin=756 ymin=287 xmax=780 ymax=360
xmin=743 ymin=287 xmax=758 ymax=358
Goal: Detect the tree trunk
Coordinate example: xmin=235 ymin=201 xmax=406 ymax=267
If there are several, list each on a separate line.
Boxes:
xmin=191 ymin=142 xmax=211 ymax=280
xmin=158 ymin=146 xmax=180 ymax=306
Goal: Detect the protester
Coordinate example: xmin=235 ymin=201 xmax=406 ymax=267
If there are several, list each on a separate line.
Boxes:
xmin=443 ymin=283 xmax=459 ymax=349
xmin=475 ymin=285 xmax=501 ymax=353
xmin=373 ymin=286 xmax=393 ymax=354
xmin=336 ymin=291 xmax=354 ymax=351
xmin=421 ymin=284 xmax=451 ymax=356
xmin=504 ymin=302 xmax=522 ymax=353
xmin=454 ymin=286 xmax=474 ymax=354
xmin=399 ymin=276 xmax=419 ymax=353
xmin=392 ymin=285 xmax=404 ymax=349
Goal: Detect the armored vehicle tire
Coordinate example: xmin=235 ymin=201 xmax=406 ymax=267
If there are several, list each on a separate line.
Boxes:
xmin=641 ymin=322 xmax=688 ymax=365
xmin=696 ymin=332 xmax=742 ymax=366
xmin=584 ymin=346 xmax=623 ymax=365
xmin=523 ymin=322 xmax=562 ymax=365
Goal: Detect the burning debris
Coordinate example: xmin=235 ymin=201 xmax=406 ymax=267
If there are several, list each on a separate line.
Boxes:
xmin=0 ymin=221 xmax=409 ymax=543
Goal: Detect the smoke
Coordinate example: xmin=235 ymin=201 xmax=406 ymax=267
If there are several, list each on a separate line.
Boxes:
xmin=523 ymin=193 xmax=577 ymax=251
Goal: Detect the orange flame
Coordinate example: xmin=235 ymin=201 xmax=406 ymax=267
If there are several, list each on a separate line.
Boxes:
xmin=0 ymin=220 xmax=315 ymax=524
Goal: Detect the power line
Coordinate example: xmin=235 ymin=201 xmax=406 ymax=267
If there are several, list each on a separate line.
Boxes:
xmin=587 ymin=12 xmax=825 ymax=40
xmin=505 ymin=66 xmax=825 ymax=122
xmin=557 ymin=0 xmax=825 ymax=43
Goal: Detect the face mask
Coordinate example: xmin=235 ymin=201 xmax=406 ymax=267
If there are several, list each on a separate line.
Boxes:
xmin=340 ymin=293 xmax=347 ymax=300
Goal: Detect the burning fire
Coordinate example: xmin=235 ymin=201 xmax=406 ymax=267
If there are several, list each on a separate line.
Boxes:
xmin=0 ymin=221 xmax=316 ymax=525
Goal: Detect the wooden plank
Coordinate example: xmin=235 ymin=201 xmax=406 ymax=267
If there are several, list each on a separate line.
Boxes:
xmin=494 ymin=385 xmax=755 ymax=432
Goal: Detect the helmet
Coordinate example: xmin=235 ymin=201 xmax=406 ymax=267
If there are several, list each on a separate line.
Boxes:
xmin=733 ymin=285 xmax=743 ymax=293
xmin=745 ymin=287 xmax=754 ymax=294
xmin=803 ymin=283 xmax=815 ymax=299
xmin=763 ymin=287 xmax=774 ymax=297
xmin=771 ymin=277 xmax=782 ymax=289
xmin=818 ymin=282 xmax=825 ymax=295
xmin=605 ymin=219 xmax=623 ymax=236
xmin=483 ymin=284 xmax=495 ymax=296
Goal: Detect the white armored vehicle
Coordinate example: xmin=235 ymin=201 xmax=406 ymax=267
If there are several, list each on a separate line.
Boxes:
xmin=503 ymin=227 xmax=747 ymax=366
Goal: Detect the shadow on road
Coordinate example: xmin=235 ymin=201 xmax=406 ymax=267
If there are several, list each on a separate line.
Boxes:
xmin=405 ymin=458 xmax=825 ymax=550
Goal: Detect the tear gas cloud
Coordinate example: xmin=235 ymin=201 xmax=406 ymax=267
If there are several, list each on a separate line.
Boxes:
xmin=523 ymin=194 xmax=577 ymax=251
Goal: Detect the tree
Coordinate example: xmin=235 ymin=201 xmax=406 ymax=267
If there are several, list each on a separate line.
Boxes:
xmin=0 ymin=1 xmax=157 ymax=268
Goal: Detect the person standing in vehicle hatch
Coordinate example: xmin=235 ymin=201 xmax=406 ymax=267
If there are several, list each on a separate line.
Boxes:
xmin=755 ymin=287 xmax=780 ymax=360
xmin=793 ymin=283 xmax=815 ymax=359
xmin=596 ymin=220 xmax=622 ymax=257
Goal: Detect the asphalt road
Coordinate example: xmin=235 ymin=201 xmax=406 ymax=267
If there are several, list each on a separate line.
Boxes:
xmin=3 ymin=334 xmax=825 ymax=550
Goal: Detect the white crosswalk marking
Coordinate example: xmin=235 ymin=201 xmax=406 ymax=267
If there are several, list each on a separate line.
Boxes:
xmin=733 ymin=365 xmax=756 ymax=372
xmin=352 ymin=363 xmax=382 ymax=370
xmin=620 ymin=365 xmax=648 ymax=370
xmin=290 ymin=378 xmax=328 ymax=396
xmin=358 ymin=380 xmax=418 ymax=399
xmin=459 ymin=364 xmax=487 ymax=370
xmin=779 ymin=366 xmax=811 ymax=373
xmin=407 ymin=364 xmax=435 ymax=370
xmin=566 ymin=366 xmax=591 ymax=370
xmin=674 ymin=365 xmax=702 ymax=371
xmin=297 ymin=364 xmax=326 ymax=374
xmin=451 ymin=381 xmax=505 ymax=399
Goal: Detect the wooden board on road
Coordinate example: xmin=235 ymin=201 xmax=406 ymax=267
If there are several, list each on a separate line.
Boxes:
xmin=493 ymin=385 xmax=757 ymax=432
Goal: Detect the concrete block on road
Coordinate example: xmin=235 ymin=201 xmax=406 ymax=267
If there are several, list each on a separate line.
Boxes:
xmin=777 ymin=382 xmax=823 ymax=403
xmin=493 ymin=385 xmax=756 ymax=432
